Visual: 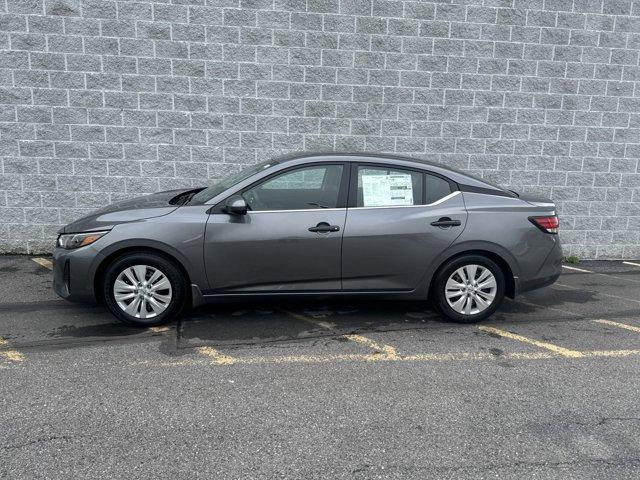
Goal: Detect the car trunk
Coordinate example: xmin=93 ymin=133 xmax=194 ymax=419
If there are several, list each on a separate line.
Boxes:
xmin=517 ymin=193 xmax=556 ymax=210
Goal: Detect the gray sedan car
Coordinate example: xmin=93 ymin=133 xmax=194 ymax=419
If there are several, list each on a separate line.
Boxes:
xmin=53 ymin=153 xmax=562 ymax=327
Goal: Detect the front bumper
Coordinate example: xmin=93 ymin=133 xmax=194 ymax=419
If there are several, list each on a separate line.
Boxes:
xmin=52 ymin=247 xmax=98 ymax=304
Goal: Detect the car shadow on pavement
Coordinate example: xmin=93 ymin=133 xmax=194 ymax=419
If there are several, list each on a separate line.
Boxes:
xmin=1 ymin=295 xmax=446 ymax=351
xmin=180 ymin=298 xmax=442 ymax=348
xmin=1 ymin=283 xmax=620 ymax=353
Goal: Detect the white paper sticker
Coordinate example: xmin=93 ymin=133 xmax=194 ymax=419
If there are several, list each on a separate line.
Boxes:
xmin=361 ymin=174 xmax=414 ymax=207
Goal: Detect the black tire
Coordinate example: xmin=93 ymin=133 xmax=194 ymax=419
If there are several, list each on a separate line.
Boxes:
xmin=102 ymin=251 xmax=187 ymax=327
xmin=432 ymin=254 xmax=505 ymax=324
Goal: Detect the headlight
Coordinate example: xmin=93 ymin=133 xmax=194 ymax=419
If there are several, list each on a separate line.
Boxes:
xmin=57 ymin=231 xmax=109 ymax=250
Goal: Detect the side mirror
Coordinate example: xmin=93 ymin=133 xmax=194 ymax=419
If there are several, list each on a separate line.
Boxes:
xmin=224 ymin=195 xmax=248 ymax=215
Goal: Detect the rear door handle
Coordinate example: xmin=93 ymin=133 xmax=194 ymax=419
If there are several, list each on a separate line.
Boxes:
xmin=308 ymin=222 xmax=340 ymax=233
xmin=430 ymin=217 xmax=461 ymax=228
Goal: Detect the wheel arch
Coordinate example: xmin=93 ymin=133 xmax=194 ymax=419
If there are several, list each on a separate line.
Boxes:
xmin=93 ymin=243 xmax=193 ymax=304
xmin=426 ymin=243 xmax=518 ymax=299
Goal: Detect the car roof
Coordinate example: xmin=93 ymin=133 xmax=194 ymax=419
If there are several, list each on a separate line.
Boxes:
xmin=271 ymin=152 xmax=504 ymax=191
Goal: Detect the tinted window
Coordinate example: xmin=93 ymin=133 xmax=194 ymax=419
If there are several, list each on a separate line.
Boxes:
xmin=243 ymin=164 xmax=344 ymax=211
xmin=426 ymin=173 xmax=452 ymax=204
xmin=356 ymin=167 xmax=423 ymax=207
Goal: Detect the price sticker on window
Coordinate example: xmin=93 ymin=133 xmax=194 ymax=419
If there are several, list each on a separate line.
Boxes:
xmin=361 ymin=174 xmax=414 ymax=207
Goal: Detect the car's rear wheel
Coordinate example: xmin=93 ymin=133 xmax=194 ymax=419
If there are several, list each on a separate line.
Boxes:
xmin=103 ymin=252 xmax=187 ymax=327
xmin=433 ymin=255 xmax=505 ymax=323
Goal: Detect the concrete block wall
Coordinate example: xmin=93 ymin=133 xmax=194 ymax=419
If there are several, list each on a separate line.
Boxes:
xmin=0 ymin=0 xmax=638 ymax=257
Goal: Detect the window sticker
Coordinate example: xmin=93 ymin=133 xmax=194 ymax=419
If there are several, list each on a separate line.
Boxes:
xmin=361 ymin=174 xmax=414 ymax=207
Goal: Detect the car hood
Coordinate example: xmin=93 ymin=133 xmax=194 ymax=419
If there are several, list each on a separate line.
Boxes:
xmin=59 ymin=188 xmax=196 ymax=234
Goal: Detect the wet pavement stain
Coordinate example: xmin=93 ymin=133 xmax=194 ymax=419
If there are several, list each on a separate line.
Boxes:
xmin=526 ymin=288 xmax=598 ymax=306
xmin=499 ymin=300 xmax=538 ymax=314
xmin=47 ymin=323 xmax=144 ymax=339
xmin=3 ymin=255 xmax=639 ymax=359
xmin=177 ymin=299 xmax=442 ymax=348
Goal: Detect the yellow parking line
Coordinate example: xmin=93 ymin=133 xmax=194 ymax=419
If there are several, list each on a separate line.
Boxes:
xmin=142 ymin=351 xmax=551 ymax=367
xmin=623 ymin=261 xmax=640 ymax=268
xmin=583 ymin=349 xmax=640 ymax=358
xmin=0 ymin=337 xmax=24 ymax=363
xmin=137 ymin=348 xmax=640 ymax=368
xmin=32 ymin=257 xmax=53 ymax=270
xmin=283 ymin=309 xmax=400 ymax=357
xmin=344 ymin=334 xmax=399 ymax=359
xmin=0 ymin=350 xmax=25 ymax=362
xmin=478 ymin=325 xmax=583 ymax=358
xmin=593 ymin=319 xmax=640 ymax=334
xmin=197 ymin=346 xmax=237 ymax=365
xmin=283 ymin=310 xmax=335 ymax=329
xmin=148 ymin=326 xmax=172 ymax=334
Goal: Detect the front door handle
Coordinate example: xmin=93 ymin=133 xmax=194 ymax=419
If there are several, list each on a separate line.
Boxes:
xmin=308 ymin=222 xmax=340 ymax=233
xmin=430 ymin=217 xmax=461 ymax=228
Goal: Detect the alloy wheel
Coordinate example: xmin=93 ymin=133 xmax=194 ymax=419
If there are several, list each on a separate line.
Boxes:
xmin=444 ymin=264 xmax=497 ymax=315
xmin=113 ymin=264 xmax=173 ymax=319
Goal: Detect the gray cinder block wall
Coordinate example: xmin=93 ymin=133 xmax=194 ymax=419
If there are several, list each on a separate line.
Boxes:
xmin=0 ymin=0 xmax=638 ymax=257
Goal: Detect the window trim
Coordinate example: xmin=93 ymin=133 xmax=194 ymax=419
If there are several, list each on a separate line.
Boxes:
xmin=212 ymin=162 xmax=351 ymax=214
xmin=347 ymin=162 xmax=459 ymax=209
xmin=243 ymin=207 xmax=347 ymax=214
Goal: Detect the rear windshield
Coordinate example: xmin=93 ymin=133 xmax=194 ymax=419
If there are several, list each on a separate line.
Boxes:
xmin=189 ymin=161 xmax=277 ymax=204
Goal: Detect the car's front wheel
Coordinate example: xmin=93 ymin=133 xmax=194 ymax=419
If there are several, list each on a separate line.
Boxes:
xmin=433 ymin=255 xmax=505 ymax=323
xmin=103 ymin=252 xmax=187 ymax=327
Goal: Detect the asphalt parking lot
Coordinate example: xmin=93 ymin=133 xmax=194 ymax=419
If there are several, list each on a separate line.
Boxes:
xmin=1 ymin=256 xmax=640 ymax=479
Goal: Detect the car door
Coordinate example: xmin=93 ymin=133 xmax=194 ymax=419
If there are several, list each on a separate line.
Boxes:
xmin=204 ymin=162 xmax=349 ymax=293
xmin=341 ymin=163 xmax=467 ymax=292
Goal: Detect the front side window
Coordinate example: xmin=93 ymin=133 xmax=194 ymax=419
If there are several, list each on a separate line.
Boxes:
xmin=190 ymin=160 xmax=277 ymax=204
xmin=243 ymin=164 xmax=344 ymax=211
xmin=357 ymin=167 xmax=423 ymax=207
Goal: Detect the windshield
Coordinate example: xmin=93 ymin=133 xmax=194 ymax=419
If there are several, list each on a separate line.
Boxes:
xmin=189 ymin=160 xmax=277 ymax=204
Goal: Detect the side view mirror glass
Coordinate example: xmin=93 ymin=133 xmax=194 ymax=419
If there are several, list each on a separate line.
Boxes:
xmin=224 ymin=195 xmax=248 ymax=215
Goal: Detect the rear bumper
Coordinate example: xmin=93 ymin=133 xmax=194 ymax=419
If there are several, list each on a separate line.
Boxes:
xmin=517 ymin=271 xmax=561 ymax=295
xmin=52 ymin=248 xmax=97 ymax=304
xmin=515 ymin=237 xmax=562 ymax=296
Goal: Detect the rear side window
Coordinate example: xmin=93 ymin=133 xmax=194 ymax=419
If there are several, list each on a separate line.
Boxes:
xmin=356 ymin=167 xmax=423 ymax=207
xmin=426 ymin=173 xmax=452 ymax=204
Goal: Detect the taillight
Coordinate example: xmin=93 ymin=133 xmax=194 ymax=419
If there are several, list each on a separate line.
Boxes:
xmin=529 ymin=215 xmax=559 ymax=234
